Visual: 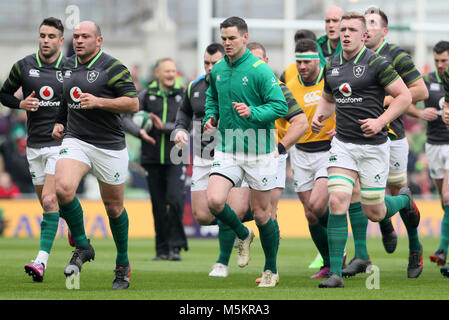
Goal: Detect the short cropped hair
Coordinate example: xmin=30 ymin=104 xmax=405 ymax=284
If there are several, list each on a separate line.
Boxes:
xmin=155 ymin=57 xmax=175 ymax=69
xmin=206 ymin=43 xmax=224 ymax=56
xmin=247 ymin=42 xmax=267 ymax=58
xmin=364 ymin=6 xmax=389 ymax=27
xmin=295 ymin=39 xmax=318 ymax=53
xmin=434 ymin=41 xmax=449 ymax=55
xmin=341 ymin=12 xmax=367 ymax=29
xmin=40 ymin=17 xmax=64 ymax=35
xmin=294 ymin=29 xmax=316 ymax=42
xmin=220 ymin=16 xmax=248 ymax=35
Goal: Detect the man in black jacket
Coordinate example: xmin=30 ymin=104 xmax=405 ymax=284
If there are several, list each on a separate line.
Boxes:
xmin=123 ymin=57 xmax=188 ymax=261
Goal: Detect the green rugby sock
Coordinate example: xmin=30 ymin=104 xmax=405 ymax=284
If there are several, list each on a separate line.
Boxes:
xmin=39 ymin=212 xmax=60 ymax=254
xmin=395 ymin=205 xmax=421 ymax=252
xmin=215 ymin=204 xmax=249 ymax=240
xmin=319 ymin=207 xmax=330 ymax=228
xmin=216 ymin=219 xmax=235 ymax=266
xmin=273 ymin=218 xmax=280 ymax=255
xmin=109 ymin=208 xmax=129 ymax=266
xmin=383 ymin=195 xmax=409 ymax=220
xmin=348 ymin=202 xmax=370 ymax=260
xmin=257 ymin=218 xmax=278 ymax=273
xmin=328 ymin=213 xmax=348 ymax=277
xmin=438 ymin=205 xmax=449 ymax=254
xmin=59 ymin=197 xmax=89 ymax=248
xmin=309 ymin=222 xmax=329 ymax=267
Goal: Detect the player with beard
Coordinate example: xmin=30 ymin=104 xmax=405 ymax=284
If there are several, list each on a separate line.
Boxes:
xmin=0 ymin=17 xmax=66 ymax=282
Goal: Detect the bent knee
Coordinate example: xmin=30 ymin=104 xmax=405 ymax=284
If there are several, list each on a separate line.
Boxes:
xmin=207 ymin=196 xmax=226 ymax=214
xmin=193 ymin=209 xmax=215 ymax=225
xmin=42 ymin=193 xmax=58 ymax=212
xmin=104 ymin=204 xmax=124 ymax=219
xmin=55 ymin=182 xmax=76 ymax=204
xmin=363 ymin=206 xmax=385 ymax=222
xmin=305 ymin=210 xmax=318 ymax=225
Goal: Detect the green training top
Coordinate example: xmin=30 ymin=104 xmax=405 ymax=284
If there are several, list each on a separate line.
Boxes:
xmin=204 ymin=48 xmax=288 ymax=154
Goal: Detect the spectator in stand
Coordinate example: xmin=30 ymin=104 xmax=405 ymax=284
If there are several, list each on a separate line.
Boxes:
xmin=0 ymin=172 xmax=20 ymax=198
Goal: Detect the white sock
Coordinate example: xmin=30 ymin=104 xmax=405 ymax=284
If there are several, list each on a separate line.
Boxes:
xmin=35 ymin=251 xmax=49 ymax=268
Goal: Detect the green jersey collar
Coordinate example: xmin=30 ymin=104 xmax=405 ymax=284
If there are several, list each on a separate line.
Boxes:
xmin=224 ymin=48 xmax=251 ymax=67
xmin=375 ymin=40 xmax=388 ymax=54
xmin=435 ymin=71 xmax=442 ymax=83
xmin=339 ymin=46 xmax=367 ymax=65
xmin=298 ymin=67 xmax=324 ymax=86
xmin=36 ymin=51 xmax=63 ymax=68
xmin=74 ymin=49 xmax=103 ymax=69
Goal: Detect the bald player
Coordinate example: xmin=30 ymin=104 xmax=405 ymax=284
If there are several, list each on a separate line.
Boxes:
xmin=52 ymin=21 xmax=138 ymax=290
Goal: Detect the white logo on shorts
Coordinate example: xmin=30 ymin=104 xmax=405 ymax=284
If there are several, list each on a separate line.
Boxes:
xmin=70 ymin=87 xmax=82 ymax=102
xmin=39 ymin=86 xmax=54 ymax=100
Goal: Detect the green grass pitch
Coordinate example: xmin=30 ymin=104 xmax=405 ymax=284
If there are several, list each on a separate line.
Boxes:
xmin=1 ymin=236 xmax=448 ymax=300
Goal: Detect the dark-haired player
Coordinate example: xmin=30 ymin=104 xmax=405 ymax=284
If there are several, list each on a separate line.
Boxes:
xmin=0 ymin=17 xmax=66 ymax=282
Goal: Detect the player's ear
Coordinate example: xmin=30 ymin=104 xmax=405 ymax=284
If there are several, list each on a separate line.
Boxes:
xmin=97 ymin=36 xmax=103 ymax=47
xmin=362 ymin=30 xmax=368 ymax=42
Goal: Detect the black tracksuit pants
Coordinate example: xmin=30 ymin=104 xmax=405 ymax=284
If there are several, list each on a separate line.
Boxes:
xmin=143 ymin=163 xmax=188 ymax=255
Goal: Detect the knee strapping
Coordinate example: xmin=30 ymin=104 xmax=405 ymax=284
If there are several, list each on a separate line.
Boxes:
xmin=360 ymin=185 xmax=385 ymax=205
xmin=387 ymin=171 xmax=407 ymax=186
xmin=328 ymin=174 xmax=355 ymax=194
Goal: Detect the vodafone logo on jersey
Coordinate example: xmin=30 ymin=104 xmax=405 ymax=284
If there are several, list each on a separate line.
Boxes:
xmin=39 ymin=86 xmax=54 ymax=100
xmin=339 ymin=83 xmax=352 ymax=97
xmin=70 ymin=87 xmax=82 ymax=102
xmin=336 ymin=83 xmax=362 ymax=104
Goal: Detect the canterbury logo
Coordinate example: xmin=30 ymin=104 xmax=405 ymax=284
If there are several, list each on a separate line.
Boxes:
xmin=303 ymin=90 xmax=322 ymax=104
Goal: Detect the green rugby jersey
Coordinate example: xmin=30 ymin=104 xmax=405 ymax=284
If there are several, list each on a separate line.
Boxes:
xmin=0 ymin=51 xmax=66 ymax=148
xmin=204 ymin=49 xmax=288 ymax=154
xmin=375 ymin=41 xmax=422 ymax=140
xmin=324 ymin=46 xmax=399 ymax=145
xmin=57 ymin=50 xmax=137 ymax=150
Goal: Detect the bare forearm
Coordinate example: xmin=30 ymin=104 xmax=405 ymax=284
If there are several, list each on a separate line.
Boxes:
xmin=96 ymin=96 xmax=139 ymax=113
xmin=379 ymin=93 xmax=411 ymax=125
xmin=315 ymin=95 xmax=335 ymax=121
xmin=405 ymin=103 xmax=423 ymax=119
xmin=279 ymin=114 xmax=308 ymax=149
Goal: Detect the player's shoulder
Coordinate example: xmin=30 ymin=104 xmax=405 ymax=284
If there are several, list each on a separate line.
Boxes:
xmin=97 ymin=52 xmax=125 ymax=71
xmin=386 ymin=42 xmax=409 ymax=57
xmin=424 ymin=71 xmax=436 ymax=84
xmin=316 ymin=34 xmax=328 ymax=46
xmin=191 ymin=74 xmax=206 ymax=86
xmin=63 ymin=54 xmax=77 ymax=68
xmin=365 ymin=48 xmax=390 ymax=69
xmin=15 ymin=53 xmax=38 ymax=70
